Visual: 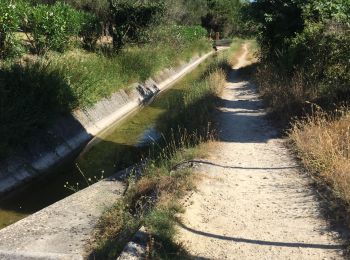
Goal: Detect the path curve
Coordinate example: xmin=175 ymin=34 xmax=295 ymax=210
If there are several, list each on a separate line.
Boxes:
xmin=177 ymin=44 xmax=345 ymax=259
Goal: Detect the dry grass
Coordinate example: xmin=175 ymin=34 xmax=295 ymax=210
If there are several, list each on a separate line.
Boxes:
xmin=208 ymin=68 xmax=226 ymax=95
xmin=290 ymin=110 xmax=350 ymax=208
xmin=228 ymin=45 xmax=245 ymax=67
xmin=245 ymin=41 xmax=259 ymax=64
xmin=254 ymin=64 xmax=318 ymax=125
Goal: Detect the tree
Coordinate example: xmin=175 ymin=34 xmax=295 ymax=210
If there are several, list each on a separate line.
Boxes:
xmin=24 ymin=2 xmax=83 ymax=54
xmin=201 ymin=0 xmax=244 ymax=37
xmin=164 ymin=0 xmax=208 ymax=25
xmin=247 ymin=0 xmax=305 ymax=56
xmin=108 ymin=0 xmax=164 ymax=51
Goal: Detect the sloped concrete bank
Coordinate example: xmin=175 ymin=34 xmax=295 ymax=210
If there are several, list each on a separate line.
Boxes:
xmin=0 ymin=51 xmax=214 ymax=196
xmin=0 ymin=169 xmax=127 ymax=260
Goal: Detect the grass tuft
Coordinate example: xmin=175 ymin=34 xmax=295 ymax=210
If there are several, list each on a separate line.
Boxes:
xmin=290 ymin=109 xmax=350 ymax=211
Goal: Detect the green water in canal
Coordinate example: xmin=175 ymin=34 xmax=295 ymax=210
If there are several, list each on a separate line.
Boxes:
xmin=0 ymin=58 xmax=213 ymax=229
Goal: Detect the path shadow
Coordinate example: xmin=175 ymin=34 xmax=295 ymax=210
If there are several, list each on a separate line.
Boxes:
xmin=216 ymin=67 xmax=280 ymax=144
xmin=178 ymin=222 xmax=344 ymax=250
xmin=188 ymin=160 xmax=299 ymax=171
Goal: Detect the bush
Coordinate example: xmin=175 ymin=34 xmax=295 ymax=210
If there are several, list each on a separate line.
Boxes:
xmin=0 ymin=0 xmax=24 ymax=58
xmin=79 ymin=12 xmax=102 ymax=51
xmin=172 ymin=25 xmax=207 ymax=42
xmin=248 ymin=0 xmax=350 ymax=117
xmin=109 ymin=1 xmax=165 ymax=51
xmin=25 ymin=2 xmax=83 ymax=54
xmin=288 ymin=21 xmax=350 ymax=101
xmin=148 ymin=25 xmax=208 ymax=56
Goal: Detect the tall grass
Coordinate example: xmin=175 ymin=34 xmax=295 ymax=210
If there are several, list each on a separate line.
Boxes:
xmin=0 ymin=39 xmax=211 ymax=157
xmin=290 ymin=110 xmax=350 ymax=222
xmin=253 ymin=63 xmax=318 ymax=126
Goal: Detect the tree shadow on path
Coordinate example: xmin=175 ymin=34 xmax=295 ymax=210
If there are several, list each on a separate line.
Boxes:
xmin=178 ymin=222 xmax=344 ymax=250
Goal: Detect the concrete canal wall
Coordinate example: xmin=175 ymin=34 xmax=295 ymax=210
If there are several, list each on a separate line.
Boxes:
xmin=0 ymin=51 xmax=214 ymax=196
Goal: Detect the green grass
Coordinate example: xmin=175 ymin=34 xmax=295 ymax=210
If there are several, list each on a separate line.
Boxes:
xmin=88 ymin=142 xmax=209 ymax=260
xmin=28 ymin=38 xmax=211 ymax=109
xmin=0 ymin=38 xmax=211 ymax=157
xmin=87 ymin=41 xmax=245 ymax=259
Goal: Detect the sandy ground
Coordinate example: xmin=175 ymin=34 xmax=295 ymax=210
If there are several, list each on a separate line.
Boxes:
xmin=176 ymin=44 xmax=346 ymax=259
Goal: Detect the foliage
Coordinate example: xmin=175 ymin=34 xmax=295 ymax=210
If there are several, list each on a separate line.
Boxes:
xmin=67 ymin=0 xmax=110 ymax=23
xmin=248 ymin=0 xmax=350 ymax=114
xmin=164 ymin=0 xmax=208 ymax=25
xmin=108 ymin=0 xmax=165 ymax=51
xmin=24 ymin=2 xmax=83 ymax=54
xmin=0 ymin=0 xmax=26 ymax=58
xmin=149 ymin=25 xmax=207 ymax=48
xmin=202 ymin=0 xmax=245 ymax=37
xmin=247 ymin=0 xmax=305 ymax=56
xmin=79 ymin=11 xmax=102 ymax=50
xmin=173 ymin=25 xmax=208 ymax=42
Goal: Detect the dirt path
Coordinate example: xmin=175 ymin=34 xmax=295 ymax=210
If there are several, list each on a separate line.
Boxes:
xmin=177 ymin=44 xmax=345 ymax=259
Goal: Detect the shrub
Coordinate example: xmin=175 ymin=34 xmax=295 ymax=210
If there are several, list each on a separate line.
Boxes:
xmin=109 ymin=1 xmax=165 ymax=51
xmin=173 ymin=25 xmax=207 ymax=42
xmin=25 ymin=2 xmax=83 ymax=54
xmin=0 ymin=0 xmax=24 ymax=58
xmin=79 ymin=12 xmax=102 ymax=51
xmin=148 ymin=25 xmax=209 ymax=60
xmin=248 ymin=0 xmax=350 ymax=116
xmin=288 ymin=21 xmax=350 ymax=102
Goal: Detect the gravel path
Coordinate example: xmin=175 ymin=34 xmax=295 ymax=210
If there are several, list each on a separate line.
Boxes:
xmin=176 ymin=44 xmax=345 ymax=259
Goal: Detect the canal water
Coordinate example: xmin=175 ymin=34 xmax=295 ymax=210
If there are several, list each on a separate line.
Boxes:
xmin=0 ymin=57 xmax=213 ymax=229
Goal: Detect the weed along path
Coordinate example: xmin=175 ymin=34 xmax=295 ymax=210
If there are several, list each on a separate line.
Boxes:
xmin=177 ymin=44 xmax=346 ymax=259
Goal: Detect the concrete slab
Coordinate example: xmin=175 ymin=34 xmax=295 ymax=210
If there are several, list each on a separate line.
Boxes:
xmin=0 ymin=174 xmax=125 ymax=258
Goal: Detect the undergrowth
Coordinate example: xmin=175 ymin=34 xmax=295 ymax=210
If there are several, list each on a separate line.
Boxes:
xmin=88 ymin=135 xmax=214 ymax=259
xmin=253 ymin=63 xmax=318 ymax=127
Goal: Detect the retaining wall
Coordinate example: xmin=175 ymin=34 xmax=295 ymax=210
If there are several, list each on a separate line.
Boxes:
xmin=0 ymin=51 xmax=214 ymax=195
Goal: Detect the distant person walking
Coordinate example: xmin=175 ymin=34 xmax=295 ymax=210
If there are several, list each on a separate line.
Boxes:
xmin=213 ymin=43 xmax=218 ymax=52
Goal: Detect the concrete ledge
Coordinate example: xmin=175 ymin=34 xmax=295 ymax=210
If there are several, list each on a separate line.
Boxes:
xmin=0 ymin=172 xmax=126 ymax=258
xmin=0 ymin=250 xmax=83 ymax=260
xmin=0 ymin=51 xmax=214 ymax=195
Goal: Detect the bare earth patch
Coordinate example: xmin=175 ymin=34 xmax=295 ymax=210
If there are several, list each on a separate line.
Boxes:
xmin=176 ymin=45 xmax=346 ymax=259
